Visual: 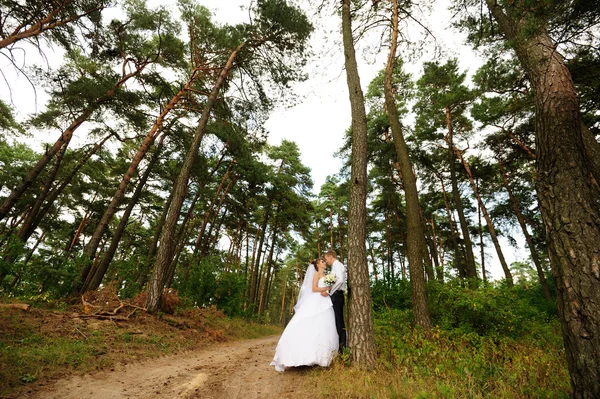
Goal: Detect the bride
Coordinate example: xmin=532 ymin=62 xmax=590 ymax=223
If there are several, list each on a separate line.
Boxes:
xmin=270 ymin=257 xmax=339 ymax=372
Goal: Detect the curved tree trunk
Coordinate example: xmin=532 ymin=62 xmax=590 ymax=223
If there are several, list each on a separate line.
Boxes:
xmin=18 ymin=136 xmax=71 ymax=242
xmin=84 ymin=134 xmax=166 ymax=292
xmin=499 ymin=161 xmax=551 ymax=300
xmin=145 ymin=43 xmax=246 ymax=313
xmin=79 ymin=77 xmax=196 ymax=292
xmin=454 ymin=148 xmax=513 ymax=286
xmin=0 ymin=67 xmax=145 ymax=221
xmin=32 ymin=133 xmax=114 ymax=236
xmin=486 ymin=2 xmax=600 ymax=395
xmin=384 ymin=0 xmax=432 ymax=329
xmin=445 ymin=110 xmax=478 ymax=281
xmin=341 ymin=0 xmax=377 ymax=369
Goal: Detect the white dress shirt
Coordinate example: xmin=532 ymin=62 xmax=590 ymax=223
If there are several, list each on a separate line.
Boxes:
xmin=329 ymin=259 xmax=347 ymax=295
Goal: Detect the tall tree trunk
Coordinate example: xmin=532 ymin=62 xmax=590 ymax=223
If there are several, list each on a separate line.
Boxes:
xmin=477 ymin=183 xmax=487 ymax=284
xmin=138 ymin=189 xmax=174 ymax=289
xmin=0 ymin=66 xmax=146 ymax=221
xmin=384 ymin=0 xmax=432 ymax=328
xmin=337 ymin=203 xmax=344 ymax=262
xmin=429 ymin=217 xmax=444 ymax=281
xmin=146 ymin=43 xmax=246 ymax=313
xmin=438 ymin=172 xmax=462 ymax=275
xmin=18 ymin=136 xmax=71 ymax=242
xmin=259 ymin=215 xmax=279 ymax=316
xmin=341 ymin=0 xmax=376 ymax=368
xmin=85 ymin=134 xmax=166 ymax=292
xmin=445 ymin=110 xmax=478 ymax=281
xmin=249 ymin=214 xmax=269 ymax=311
xmin=499 ymin=161 xmax=552 ymax=300
xmin=68 ymin=193 xmax=97 ymax=253
xmin=79 ymin=78 xmax=195 ymax=292
xmin=487 ymin=2 xmax=600 ymax=392
xmin=454 ymin=148 xmax=513 ymax=286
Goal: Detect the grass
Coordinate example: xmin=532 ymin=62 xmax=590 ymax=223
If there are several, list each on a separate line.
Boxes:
xmin=0 ymin=304 xmax=281 ymax=398
xmin=305 ymin=309 xmax=571 ymax=398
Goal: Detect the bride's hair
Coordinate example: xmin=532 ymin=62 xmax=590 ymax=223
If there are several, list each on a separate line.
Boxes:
xmin=310 ymin=257 xmax=325 ymax=271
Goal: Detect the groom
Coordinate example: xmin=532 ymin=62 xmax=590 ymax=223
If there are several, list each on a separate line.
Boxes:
xmin=323 ymin=248 xmax=347 ymax=351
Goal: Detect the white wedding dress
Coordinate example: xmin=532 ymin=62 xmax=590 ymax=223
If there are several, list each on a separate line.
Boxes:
xmin=270 ymin=275 xmax=339 ymax=372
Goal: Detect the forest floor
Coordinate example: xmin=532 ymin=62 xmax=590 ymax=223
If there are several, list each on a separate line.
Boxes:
xmin=24 ymin=335 xmax=313 ymax=399
xmin=1 ymin=301 xmax=318 ymax=399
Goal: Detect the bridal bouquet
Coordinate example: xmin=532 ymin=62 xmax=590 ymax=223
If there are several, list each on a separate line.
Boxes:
xmin=324 ymin=272 xmax=336 ymax=286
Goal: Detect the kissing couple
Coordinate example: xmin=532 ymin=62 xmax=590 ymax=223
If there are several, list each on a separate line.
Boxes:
xmin=270 ymin=248 xmax=347 ymax=372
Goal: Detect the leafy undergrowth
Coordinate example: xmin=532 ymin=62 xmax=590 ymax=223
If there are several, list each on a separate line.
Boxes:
xmin=310 ymin=311 xmax=569 ymax=398
xmin=309 ymin=283 xmax=571 ymax=398
xmin=0 ymin=301 xmax=281 ymax=398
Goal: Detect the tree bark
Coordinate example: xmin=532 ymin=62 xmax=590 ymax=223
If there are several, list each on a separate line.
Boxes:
xmin=145 ymin=43 xmax=246 ymax=313
xmin=384 ymin=0 xmax=432 ymax=328
xmin=341 ymin=0 xmax=377 ymax=368
xmin=486 ymin=3 xmax=600 ymax=395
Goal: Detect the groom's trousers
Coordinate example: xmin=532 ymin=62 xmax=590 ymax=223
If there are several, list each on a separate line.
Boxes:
xmin=331 ymin=290 xmax=347 ymax=350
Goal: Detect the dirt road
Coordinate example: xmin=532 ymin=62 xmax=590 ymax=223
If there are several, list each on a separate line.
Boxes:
xmin=25 ymin=335 xmax=317 ymax=399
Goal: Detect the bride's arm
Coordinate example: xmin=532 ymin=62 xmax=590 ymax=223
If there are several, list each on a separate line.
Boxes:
xmin=312 ymin=273 xmax=329 ymax=293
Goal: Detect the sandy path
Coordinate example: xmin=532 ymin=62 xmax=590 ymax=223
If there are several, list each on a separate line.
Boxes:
xmin=26 ymin=335 xmax=315 ymax=399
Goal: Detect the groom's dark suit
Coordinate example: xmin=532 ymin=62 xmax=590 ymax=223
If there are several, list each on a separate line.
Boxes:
xmin=329 ymin=259 xmax=347 ymax=350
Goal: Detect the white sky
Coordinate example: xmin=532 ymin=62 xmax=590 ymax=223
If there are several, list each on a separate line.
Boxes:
xmin=0 ymin=0 xmax=528 ymax=280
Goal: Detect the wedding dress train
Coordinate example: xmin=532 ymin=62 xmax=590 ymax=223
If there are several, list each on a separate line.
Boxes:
xmin=270 ymin=276 xmax=339 ymax=372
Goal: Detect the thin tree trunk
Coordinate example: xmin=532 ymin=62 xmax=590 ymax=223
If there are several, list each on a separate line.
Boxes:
xmin=430 ymin=217 xmax=444 ymax=281
xmin=85 ymin=134 xmax=166 ymax=292
xmin=0 ymin=66 xmax=146 ymax=221
xmin=338 ymin=203 xmax=344 ymax=262
xmin=384 ymin=1 xmax=432 ymax=327
xmin=445 ymin=110 xmax=478 ymax=281
xmin=438 ymin=173 xmax=462 ymax=275
xmin=80 ymin=77 xmax=196 ymax=291
xmin=477 ymin=181 xmax=487 ymax=284
xmin=68 ymin=193 xmax=97 ymax=253
xmin=138 ymin=189 xmax=174 ymax=289
xmin=259 ymin=215 xmax=279 ymax=315
xmin=499 ymin=161 xmax=551 ymax=300
xmin=146 ymin=43 xmax=246 ymax=313
xmin=18 ymin=136 xmax=71 ymax=242
xmin=341 ymin=0 xmax=376 ymax=368
xmin=279 ymin=278 xmax=287 ymax=325
xmin=192 ymin=164 xmax=234 ymax=257
xmin=454 ymin=148 xmax=513 ymax=286
xmin=32 ymin=133 xmax=114 ymax=235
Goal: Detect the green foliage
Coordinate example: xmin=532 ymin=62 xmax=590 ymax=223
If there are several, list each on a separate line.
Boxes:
xmin=429 ymin=281 xmax=555 ymax=339
xmin=371 ymin=277 xmax=557 ymax=340
xmin=365 ymin=307 xmax=569 ymax=398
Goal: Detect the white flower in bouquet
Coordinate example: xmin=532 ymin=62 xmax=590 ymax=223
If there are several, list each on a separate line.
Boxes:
xmin=324 ymin=272 xmax=336 ymax=286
